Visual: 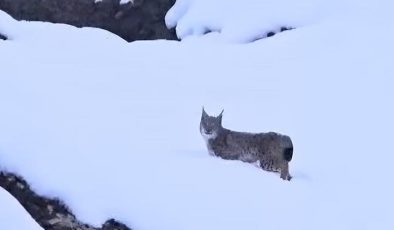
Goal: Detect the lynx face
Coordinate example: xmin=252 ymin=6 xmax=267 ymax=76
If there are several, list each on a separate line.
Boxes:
xmin=200 ymin=108 xmax=223 ymax=140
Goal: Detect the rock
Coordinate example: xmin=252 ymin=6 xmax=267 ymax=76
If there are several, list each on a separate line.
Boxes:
xmin=0 ymin=33 xmax=7 ymax=40
xmin=0 ymin=170 xmax=133 ymax=230
xmin=102 ymin=219 xmax=132 ymax=230
xmin=0 ymin=0 xmax=177 ymax=42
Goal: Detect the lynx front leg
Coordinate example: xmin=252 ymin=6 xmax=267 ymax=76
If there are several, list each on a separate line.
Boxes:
xmin=280 ymin=162 xmax=292 ymax=181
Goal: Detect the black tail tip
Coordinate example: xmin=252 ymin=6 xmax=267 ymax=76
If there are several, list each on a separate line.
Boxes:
xmin=284 ymin=147 xmax=293 ymax=162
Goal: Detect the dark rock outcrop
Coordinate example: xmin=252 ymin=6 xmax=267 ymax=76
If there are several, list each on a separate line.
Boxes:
xmin=0 ymin=0 xmax=177 ymax=42
xmin=0 ymin=170 xmax=132 ymax=230
xmin=0 ymin=33 xmax=7 ymax=40
xmin=250 ymin=26 xmax=293 ymax=42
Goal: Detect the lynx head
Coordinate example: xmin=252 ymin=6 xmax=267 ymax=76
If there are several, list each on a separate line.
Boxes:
xmin=200 ymin=108 xmax=223 ymax=140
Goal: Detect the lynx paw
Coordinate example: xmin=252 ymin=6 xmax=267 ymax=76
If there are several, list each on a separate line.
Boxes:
xmin=280 ymin=174 xmax=292 ymax=181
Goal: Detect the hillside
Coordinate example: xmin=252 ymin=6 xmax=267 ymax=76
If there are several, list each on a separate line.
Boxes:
xmin=1 ymin=0 xmax=394 ymax=229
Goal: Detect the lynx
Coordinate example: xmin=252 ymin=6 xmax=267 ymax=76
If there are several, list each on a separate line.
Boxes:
xmin=200 ymin=108 xmax=293 ymax=180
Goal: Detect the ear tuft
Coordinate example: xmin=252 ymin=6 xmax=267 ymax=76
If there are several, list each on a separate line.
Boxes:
xmin=202 ymin=107 xmax=208 ymax=118
xmin=217 ymin=109 xmax=224 ymax=123
xmin=218 ymin=109 xmax=224 ymax=117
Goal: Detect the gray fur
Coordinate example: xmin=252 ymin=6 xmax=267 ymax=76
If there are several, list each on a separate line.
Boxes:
xmin=200 ymin=108 xmax=293 ymax=180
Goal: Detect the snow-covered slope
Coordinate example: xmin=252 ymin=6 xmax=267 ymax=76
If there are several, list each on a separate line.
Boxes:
xmin=1 ymin=0 xmax=394 ymax=229
xmin=0 ymin=188 xmax=43 ymax=230
xmin=166 ymin=0 xmax=325 ymax=42
xmin=0 ymin=10 xmax=123 ymax=43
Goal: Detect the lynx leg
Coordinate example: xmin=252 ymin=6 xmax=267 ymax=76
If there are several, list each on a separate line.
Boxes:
xmin=280 ymin=162 xmax=292 ymax=181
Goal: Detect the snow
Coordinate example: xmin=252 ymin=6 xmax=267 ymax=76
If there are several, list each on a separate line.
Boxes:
xmin=94 ymin=0 xmax=134 ymax=5
xmin=120 ymin=0 xmax=134 ymax=5
xmin=0 ymin=10 xmax=124 ymax=43
xmin=166 ymin=0 xmax=329 ymax=42
xmin=0 ymin=188 xmax=43 ymax=230
xmin=1 ymin=0 xmax=394 ymax=229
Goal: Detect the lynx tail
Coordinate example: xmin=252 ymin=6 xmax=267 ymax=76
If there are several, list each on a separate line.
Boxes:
xmin=283 ymin=147 xmax=293 ymax=162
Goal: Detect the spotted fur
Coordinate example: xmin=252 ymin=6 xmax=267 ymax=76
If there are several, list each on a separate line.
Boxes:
xmin=200 ymin=108 xmax=293 ymax=180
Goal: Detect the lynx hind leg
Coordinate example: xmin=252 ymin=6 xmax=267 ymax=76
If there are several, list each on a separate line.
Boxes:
xmin=259 ymin=159 xmax=280 ymax=173
xmin=280 ymin=161 xmax=292 ymax=181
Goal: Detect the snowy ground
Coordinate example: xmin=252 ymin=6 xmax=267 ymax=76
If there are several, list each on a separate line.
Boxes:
xmin=0 ymin=188 xmax=43 ymax=230
xmin=1 ymin=0 xmax=394 ymax=229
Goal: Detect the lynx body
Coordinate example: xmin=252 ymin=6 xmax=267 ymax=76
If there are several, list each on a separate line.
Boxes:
xmin=200 ymin=108 xmax=293 ymax=180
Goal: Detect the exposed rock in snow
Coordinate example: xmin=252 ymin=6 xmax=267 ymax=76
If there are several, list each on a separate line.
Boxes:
xmin=0 ymin=170 xmax=132 ymax=230
xmin=0 ymin=0 xmax=177 ymax=42
xmin=0 ymin=32 xmax=7 ymax=40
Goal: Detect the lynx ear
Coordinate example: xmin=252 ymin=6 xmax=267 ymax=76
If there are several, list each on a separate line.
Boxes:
xmin=217 ymin=109 xmax=224 ymax=123
xmin=202 ymin=107 xmax=208 ymax=118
